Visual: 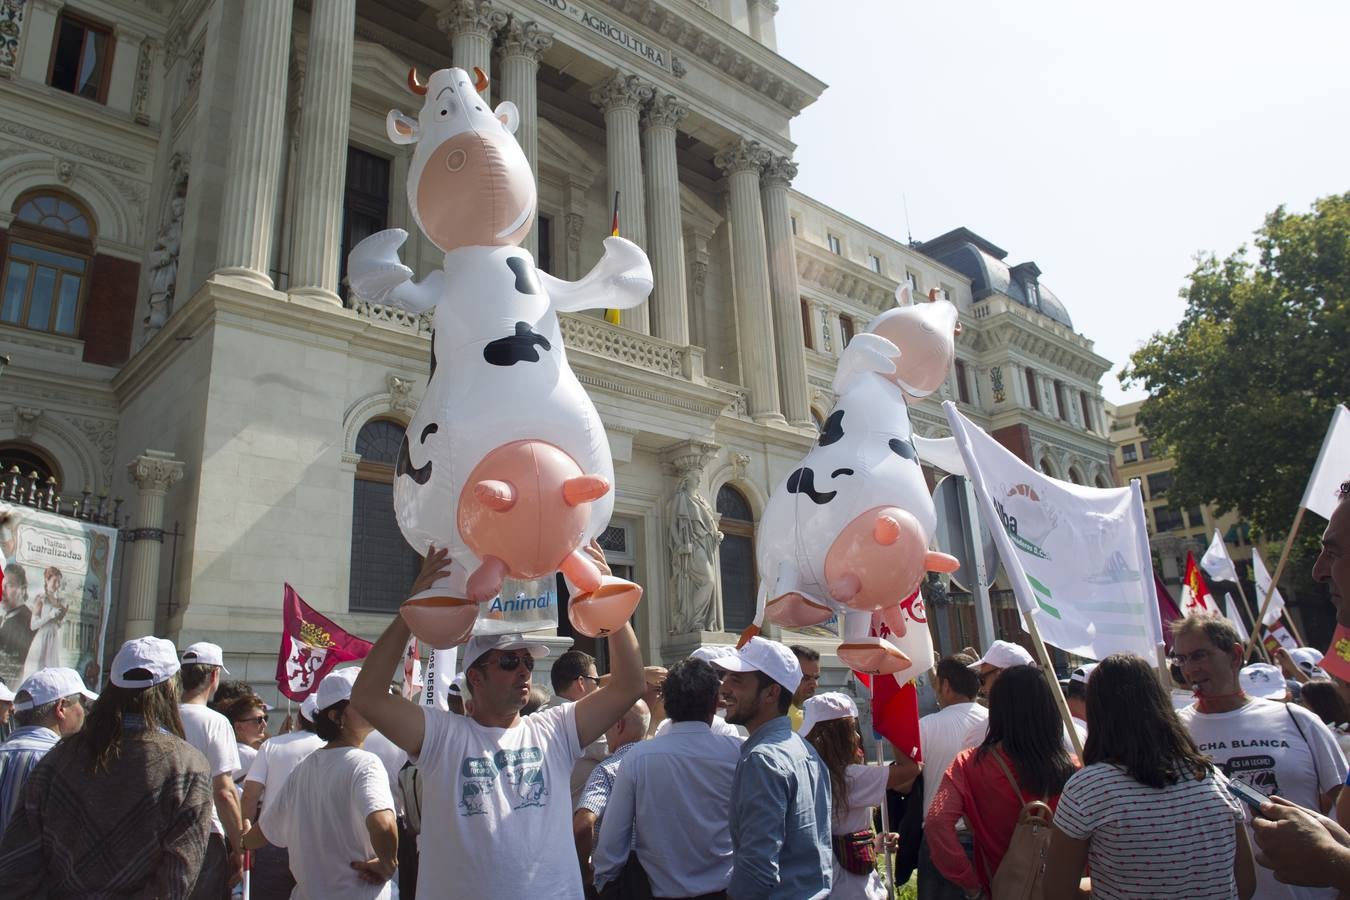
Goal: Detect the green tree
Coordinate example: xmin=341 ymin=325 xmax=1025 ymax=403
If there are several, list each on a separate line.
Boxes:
xmin=1121 ymin=192 xmax=1349 ymax=539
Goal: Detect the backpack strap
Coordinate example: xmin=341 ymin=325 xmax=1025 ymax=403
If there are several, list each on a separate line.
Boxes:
xmin=990 ymin=747 xmax=1029 ymax=803
xmin=1286 ymin=702 xmax=1323 ymax=792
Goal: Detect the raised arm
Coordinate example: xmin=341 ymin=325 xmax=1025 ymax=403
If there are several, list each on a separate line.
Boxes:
xmin=346 ymin=228 xmax=443 ymax=313
xmin=539 ymin=236 xmax=653 ymax=313
xmin=571 ymin=542 xmax=647 ymax=748
xmin=351 ymin=548 xmax=455 ymax=757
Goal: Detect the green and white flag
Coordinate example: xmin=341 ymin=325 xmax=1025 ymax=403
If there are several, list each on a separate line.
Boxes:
xmin=944 ymin=403 xmax=1163 ymax=660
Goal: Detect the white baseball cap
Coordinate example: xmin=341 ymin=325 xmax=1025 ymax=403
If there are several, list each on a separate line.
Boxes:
xmin=969 ymin=640 xmax=1035 ymax=671
xmin=315 ymin=667 xmax=360 ymax=711
xmin=14 ymin=667 xmax=97 ymax=710
xmin=1290 ymin=647 xmax=1327 ymax=678
xmin=180 ymin=641 xmax=230 ymax=674
xmin=690 ymin=645 xmax=737 ymax=666
xmin=448 ymin=672 xmax=467 ymax=696
xmin=1240 ymin=663 xmax=1288 ymax=700
xmin=299 ymin=694 xmax=319 ymax=721
xmin=462 ymin=633 xmax=550 ymax=671
xmin=1059 ymin=663 xmax=1098 ymax=688
xmin=717 ymin=636 xmax=803 ymax=694
xmin=111 ymin=636 xmax=181 ymax=688
xmin=0 ymin=681 xmax=14 ymax=703
xmin=797 ymin=691 xmax=858 ymax=736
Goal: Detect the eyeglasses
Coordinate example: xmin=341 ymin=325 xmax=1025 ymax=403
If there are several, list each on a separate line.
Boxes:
xmin=1170 ymin=648 xmax=1217 ymax=668
xmin=580 ymin=675 xmax=601 ymax=686
xmin=494 ymin=652 xmax=535 ymax=672
xmin=236 ymin=715 xmax=267 ymax=725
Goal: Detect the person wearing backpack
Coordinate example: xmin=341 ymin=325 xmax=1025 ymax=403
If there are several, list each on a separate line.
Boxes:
xmin=926 ymin=665 xmax=1077 ymax=900
xmin=1044 ymin=653 xmax=1256 ymax=900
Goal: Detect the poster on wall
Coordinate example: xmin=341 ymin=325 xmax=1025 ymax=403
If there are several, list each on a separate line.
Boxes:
xmin=0 ymin=503 xmax=118 ymax=690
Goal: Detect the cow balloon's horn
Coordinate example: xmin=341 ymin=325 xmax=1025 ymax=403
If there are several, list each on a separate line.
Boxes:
xmin=474 ymin=66 xmax=489 ymax=93
xmin=408 ymin=67 xmax=428 ymax=95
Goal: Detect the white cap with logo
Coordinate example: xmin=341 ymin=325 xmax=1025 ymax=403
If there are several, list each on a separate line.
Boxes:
xmin=14 ymin=667 xmax=98 ymax=710
xmin=690 ymin=645 xmax=737 ymax=666
xmin=0 ymin=681 xmax=14 ymax=703
xmin=968 ymin=640 xmax=1035 ymax=671
xmin=797 ymin=691 xmax=858 ymax=736
xmin=1290 ymin=647 xmax=1327 ymax=678
xmin=461 ymin=633 xmax=550 ymax=671
xmin=717 ymin=636 xmax=803 ymax=694
xmin=180 ymin=641 xmax=230 ymax=674
xmin=315 ymin=667 xmax=360 ymax=711
xmin=111 ymin=636 xmax=181 ymax=688
xmin=300 ymin=694 xmax=319 ymax=721
xmin=1059 ymin=662 xmax=1098 ymax=688
xmin=1240 ymin=663 xmax=1288 ymax=700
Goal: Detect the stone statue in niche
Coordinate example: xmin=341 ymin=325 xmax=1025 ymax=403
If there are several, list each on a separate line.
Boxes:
xmin=668 ymin=463 xmax=722 ymax=633
xmin=142 ymin=189 xmax=186 ymax=341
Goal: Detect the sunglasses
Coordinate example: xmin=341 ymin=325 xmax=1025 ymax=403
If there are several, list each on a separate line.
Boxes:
xmin=493 ymin=652 xmax=535 ymax=672
xmin=236 ymin=714 xmax=267 ymax=725
xmin=581 ymin=674 xmax=601 ymax=686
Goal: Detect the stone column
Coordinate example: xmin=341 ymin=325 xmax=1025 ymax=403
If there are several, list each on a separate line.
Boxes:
xmin=213 ymin=0 xmax=294 ymax=287
xmin=124 ymin=451 xmax=185 ymax=639
xmin=591 ymin=70 xmax=653 ymax=333
xmin=498 ymin=18 xmax=552 ymax=259
xmin=13 ymin=0 xmax=60 ymax=82
xmin=714 ymin=139 xmax=782 ymax=423
xmin=748 ymin=0 xmax=780 ymax=51
xmin=826 ymin=309 xmax=842 ymax=356
xmin=761 ymin=154 xmax=810 ymax=425
xmin=438 ymin=0 xmax=505 ymax=104
xmin=288 ymin=0 xmax=355 ymax=306
xmin=685 ymin=227 xmax=711 ymax=349
xmin=642 ymin=92 xmax=690 ymax=346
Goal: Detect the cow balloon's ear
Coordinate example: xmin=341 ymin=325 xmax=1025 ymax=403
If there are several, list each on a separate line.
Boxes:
xmin=494 ymin=101 xmax=520 ymax=135
xmin=894 ymin=282 xmax=912 ymax=308
xmin=387 ymin=110 xmax=420 ymax=145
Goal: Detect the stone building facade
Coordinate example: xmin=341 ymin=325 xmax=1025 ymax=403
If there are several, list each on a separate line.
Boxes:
xmin=0 ymin=0 xmax=1116 ymax=694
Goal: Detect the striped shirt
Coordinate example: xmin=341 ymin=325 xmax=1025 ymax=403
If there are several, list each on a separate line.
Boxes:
xmin=577 ymin=739 xmax=638 ymax=818
xmin=0 ymin=725 xmax=59 ymax=834
xmin=1054 ymin=762 xmax=1244 ymax=899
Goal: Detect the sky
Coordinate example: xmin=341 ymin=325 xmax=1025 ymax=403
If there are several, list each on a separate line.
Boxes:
xmin=775 ymin=1 xmax=1350 ymax=404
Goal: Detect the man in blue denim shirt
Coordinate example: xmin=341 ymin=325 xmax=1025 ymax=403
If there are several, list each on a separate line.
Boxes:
xmin=720 ymin=636 xmax=831 ymax=899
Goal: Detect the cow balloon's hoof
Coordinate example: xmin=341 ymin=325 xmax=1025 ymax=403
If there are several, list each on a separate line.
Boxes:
xmin=765 ymin=592 xmax=834 ymax=628
xmin=400 ymin=593 xmax=478 ymax=649
xmin=837 ymin=637 xmax=911 ymax=676
xmin=568 ymin=576 xmax=642 ymax=638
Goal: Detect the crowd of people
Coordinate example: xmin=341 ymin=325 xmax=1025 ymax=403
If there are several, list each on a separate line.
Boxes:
xmin=0 ymin=488 xmax=1342 ymax=897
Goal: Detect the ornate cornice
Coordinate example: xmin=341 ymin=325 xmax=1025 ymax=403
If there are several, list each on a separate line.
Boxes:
xmin=713 ymin=138 xmax=769 ymax=176
xmin=641 ymin=92 xmax=689 ymax=131
xmin=589 ymin=70 xmax=653 ymax=114
xmin=499 ymin=17 xmax=553 ymax=61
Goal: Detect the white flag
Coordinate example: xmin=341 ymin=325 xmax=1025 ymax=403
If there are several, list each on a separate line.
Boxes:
xmin=945 ymin=403 xmax=1162 ymax=660
xmin=1200 ymin=529 xmax=1240 ymax=585
xmin=420 ymin=647 xmax=457 ymax=711
xmin=1223 ymin=593 xmax=1250 ymax=644
xmin=1301 ymin=405 xmax=1350 ymax=521
xmin=1252 ymin=548 xmax=1286 ymax=627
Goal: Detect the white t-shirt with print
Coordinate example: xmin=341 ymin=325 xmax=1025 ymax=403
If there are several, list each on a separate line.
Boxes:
xmin=413 ymin=702 xmax=585 ymax=898
xmin=1180 ymin=698 xmax=1348 ymax=900
xmin=259 ymin=746 xmax=395 ymax=900
xmin=179 ymin=703 xmax=241 ymax=836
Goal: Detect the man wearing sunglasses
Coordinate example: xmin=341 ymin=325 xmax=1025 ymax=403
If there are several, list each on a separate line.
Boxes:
xmin=353 ymin=543 xmax=648 ymax=899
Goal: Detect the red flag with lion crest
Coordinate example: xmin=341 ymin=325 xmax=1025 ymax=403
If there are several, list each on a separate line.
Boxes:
xmin=275 ymin=584 xmax=373 ymax=701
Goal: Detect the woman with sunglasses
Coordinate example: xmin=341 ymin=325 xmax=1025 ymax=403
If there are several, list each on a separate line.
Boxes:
xmin=222 ymin=693 xmax=270 ymax=791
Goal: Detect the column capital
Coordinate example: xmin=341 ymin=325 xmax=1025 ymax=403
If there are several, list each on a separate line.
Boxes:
xmin=499 ymin=18 xmax=553 ymax=61
xmin=714 ymin=139 xmax=770 ymax=177
xmin=761 ymin=153 xmax=798 ymax=189
xmin=128 ymin=451 xmax=185 ymax=495
xmin=661 ymin=439 xmax=720 ymax=479
xmin=642 ymin=92 xmax=690 ymax=131
xmin=750 ymin=0 xmax=780 ymax=10
xmin=590 ymin=69 xmax=653 ymax=114
xmin=437 ymin=0 xmax=507 ymax=40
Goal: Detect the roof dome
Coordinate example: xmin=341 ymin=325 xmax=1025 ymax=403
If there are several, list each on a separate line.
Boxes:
xmin=916 ymin=227 xmax=1073 ymax=329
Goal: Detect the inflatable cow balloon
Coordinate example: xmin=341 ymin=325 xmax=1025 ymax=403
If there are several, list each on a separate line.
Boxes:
xmin=347 ymin=67 xmax=653 ymax=647
xmin=751 ymin=285 xmax=961 ymax=674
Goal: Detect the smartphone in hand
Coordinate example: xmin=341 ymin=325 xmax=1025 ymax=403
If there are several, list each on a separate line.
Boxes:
xmin=1225 ymin=778 xmax=1272 ymax=817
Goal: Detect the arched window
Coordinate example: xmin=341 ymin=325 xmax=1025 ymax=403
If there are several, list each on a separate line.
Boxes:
xmin=348 ymin=419 xmax=422 ymax=613
xmin=1094 ymin=474 xmax=1110 ymax=489
xmin=0 ymin=443 xmax=62 ymax=501
xmin=1038 ymin=456 xmax=1058 ymax=479
xmin=1068 ymin=466 xmax=1085 ymax=486
xmin=717 ymin=485 xmax=757 ymax=633
xmin=1 ymin=192 xmax=94 ymax=336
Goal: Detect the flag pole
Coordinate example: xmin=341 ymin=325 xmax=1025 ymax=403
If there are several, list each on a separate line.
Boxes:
xmin=1246 ymin=506 xmax=1306 ymax=660
xmin=875 ymin=738 xmax=894 ymax=900
xmin=1024 ymin=611 xmax=1084 ymax=759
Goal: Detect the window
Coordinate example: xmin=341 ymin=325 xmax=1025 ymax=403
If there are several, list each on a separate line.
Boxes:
xmin=1053 ymin=380 xmax=1068 ymax=420
xmin=0 ymin=444 xmax=62 ymax=496
xmin=1025 ymin=368 xmax=1040 ymax=411
xmin=536 ymin=214 xmax=553 ymax=274
xmin=1146 ymin=471 xmax=1172 ymax=499
xmin=48 ymin=13 xmax=114 ymax=103
xmin=1121 ymin=443 xmax=1138 ymax=464
xmin=1140 ymin=440 xmax=1154 ymax=460
xmin=1 ymin=192 xmax=94 ymax=337
xmin=717 ymin=486 xmax=757 ymax=633
xmin=1080 ymin=392 xmax=1094 ymax=431
xmin=905 ymin=271 xmax=919 ymax=292
xmin=1186 ymin=507 xmax=1205 ymax=528
xmin=827 ymin=234 xmax=841 ymax=255
xmin=339 ymin=147 xmax=391 ymax=301
xmin=349 ymin=419 xmax=423 ymax=612
xmin=800 ymin=299 xmax=813 ymax=350
xmin=1153 ymin=507 xmax=1184 ymax=533
xmin=954 ymin=359 xmax=971 ymax=404
xmin=867 ymin=254 xmax=882 ymax=274
xmin=790 ymin=215 xmax=798 ymax=235
xmin=839 ymin=315 xmax=855 ymax=347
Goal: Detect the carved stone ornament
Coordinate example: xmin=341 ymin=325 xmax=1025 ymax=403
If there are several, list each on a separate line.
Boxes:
xmin=589 ymin=70 xmax=653 ymax=114
xmin=55 ymin=158 xmax=75 ymax=183
xmin=499 ymin=17 xmax=553 ymax=61
xmin=438 ymin=0 xmax=508 ymax=39
xmin=670 ymin=55 xmax=687 ymax=78
xmin=642 ymin=92 xmax=689 ymax=131
xmin=128 ymin=452 xmax=185 ymax=495
xmin=664 ymin=441 xmax=723 ymax=634
xmin=0 ymin=0 xmax=26 ymax=74
xmin=387 ymin=372 xmax=416 ymax=410
xmin=730 ymin=452 xmax=751 ymax=481
xmin=13 ymin=406 xmax=41 ymax=439
xmin=133 ymin=37 xmax=156 ymax=125
xmin=565 ymin=213 xmax=584 ymax=251
xmin=761 ymin=153 xmax=798 ymax=189
xmin=713 ymin=139 xmax=770 ymax=176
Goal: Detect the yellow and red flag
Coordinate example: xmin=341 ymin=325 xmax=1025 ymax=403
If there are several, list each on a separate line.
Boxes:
xmin=1180 ymin=551 xmax=1221 ymax=617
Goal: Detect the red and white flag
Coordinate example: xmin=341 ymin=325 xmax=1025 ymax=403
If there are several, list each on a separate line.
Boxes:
xmin=853 ymin=590 xmax=929 ymax=760
xmin=1180 ymin=552 xmax=1221 ymax=617
xmin=401 ymin=636 xmax=421 ymax=700
xmin=1262 ymin=619 xmax=1298 ymax=655
xmin=274 ymin=584 xmax=374 ymax=701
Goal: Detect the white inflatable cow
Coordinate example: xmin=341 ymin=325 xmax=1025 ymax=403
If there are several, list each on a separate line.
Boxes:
xmin=346 ymin=67 xmax=652 ymax=646
xmin=751 ymin=285 xmax=961 ymax=674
